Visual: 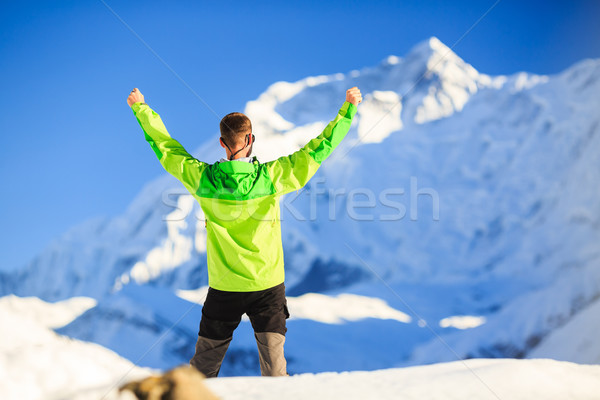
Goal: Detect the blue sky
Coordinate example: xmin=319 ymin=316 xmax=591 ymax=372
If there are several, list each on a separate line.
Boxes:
xmin=1 ymin=0 xmax=599 ymax=272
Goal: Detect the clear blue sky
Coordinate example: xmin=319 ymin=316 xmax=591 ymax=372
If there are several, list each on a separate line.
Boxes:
xmin=1 ymin=0 xmax=599 ymax=272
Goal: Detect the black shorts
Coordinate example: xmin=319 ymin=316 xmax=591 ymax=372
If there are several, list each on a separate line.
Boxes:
xmin=199 ymin=282 xmax=290 ymax=340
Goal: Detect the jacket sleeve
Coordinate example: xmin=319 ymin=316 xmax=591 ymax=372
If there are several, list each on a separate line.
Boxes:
xmin=131 ymin=102 xmax=206 ymax=193
xmin=265 ymin=101 xmax=357 ymax=194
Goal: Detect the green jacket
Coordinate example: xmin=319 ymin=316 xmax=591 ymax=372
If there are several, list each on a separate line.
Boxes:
xmin=132 ymin=101 xmax=357 ymax=291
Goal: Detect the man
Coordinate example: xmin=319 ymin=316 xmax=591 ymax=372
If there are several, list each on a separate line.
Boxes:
xmin=127 ymin=86 xmax=362 ymax=377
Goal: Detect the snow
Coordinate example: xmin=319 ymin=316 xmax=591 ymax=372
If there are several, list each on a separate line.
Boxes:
xmin=176 ymin=286 xmax=210 ymax=304
xmin=528 ymin=297 xmax=600 ymax=364
xmin=406 ymin=262 xmax=600 ymax=365
xmin=408 ymin=36 xmax=491 ymax=124
xmin=0 ymin=295 xmax=96 ymax=329
xmin=0 ymin=295 xmax=151 ymax=400
xmin=202 ymin=359 xmax=600 ymax=400
xmin=286 ymin=292 xmax=411 ymax=324
xmin=357 ymin=90 xmax=403 ymax=143
xmin=2 ymin=295 xmax=597 ymax=400
xmin=126 ymin=194 xmax=198 ymax=285
xmin=439 ymin=315 xmax=486 ymax=330
xmin=69 ymin=359 xmax=600 ymax=400
xmin=512 ymin=72 xmax=549 ymax=91
xmin=56 ymin=285 xmax=204 ymax=371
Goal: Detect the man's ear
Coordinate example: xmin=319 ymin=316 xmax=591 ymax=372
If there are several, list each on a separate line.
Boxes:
xmin=219 ymin=137 xmax=226 ymax=148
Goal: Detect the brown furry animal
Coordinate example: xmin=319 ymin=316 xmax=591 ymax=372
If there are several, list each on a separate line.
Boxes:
xmin=119 ymin=366 xmax=219 ymax=400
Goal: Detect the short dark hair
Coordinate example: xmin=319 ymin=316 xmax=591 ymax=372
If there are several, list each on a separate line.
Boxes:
xmin=220 ymin=112 xmax=252 ymax=146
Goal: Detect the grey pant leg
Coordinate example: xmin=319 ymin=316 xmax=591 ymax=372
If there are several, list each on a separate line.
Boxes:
xmin=254 ymin=332 xmax=287 ymax=376
xmin=190 ymin=335 xmax=232 ymax=378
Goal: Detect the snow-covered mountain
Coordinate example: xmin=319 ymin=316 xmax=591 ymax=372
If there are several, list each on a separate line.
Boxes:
xmin=2 ymin=37 xmax=600 ymax=374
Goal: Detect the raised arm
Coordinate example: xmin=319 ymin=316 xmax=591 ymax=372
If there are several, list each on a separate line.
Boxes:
xmin=127 ymin=88 xmax=206 ymax=193
xmin=265 ymin=87 xmax=362 ymax=194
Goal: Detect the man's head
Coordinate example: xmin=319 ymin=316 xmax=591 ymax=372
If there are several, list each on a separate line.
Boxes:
xmin=220 ymin=112 xmax=254 ymax=160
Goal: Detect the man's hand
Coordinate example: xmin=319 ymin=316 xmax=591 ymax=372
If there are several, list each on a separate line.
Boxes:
xmin=127 ymin=88 xmax=145 ymax=107
xmin=346 ymin=87 xmax=362 ymax=106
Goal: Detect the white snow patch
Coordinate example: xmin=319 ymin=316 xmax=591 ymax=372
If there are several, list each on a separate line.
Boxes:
xmin=513 ymin=72 xmax=550 ymax=91
xmin=439 ymin=315 xmax=487 ymax=330
xmin=305 ymin=75 xmax=327 ymax=87
xmin=287 ymin=293 xmax=411 ymax=324
xmin=415 ymin=85 xmax=457 ymax=123
xmin=253 ymin=121 xmax=328 ymax=162
xmin=126 ymin=194 xmax=196 ymax=285
xmin=0 ymin=295 xmax=96 ymax=329
xmin=176 ymin=286 xmax=210 ymax=305
xmin=357 ymin=91 xmax=403 ymax=143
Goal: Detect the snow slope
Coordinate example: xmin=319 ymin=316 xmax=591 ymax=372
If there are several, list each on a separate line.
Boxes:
xmin=53 ymin=359 xmax=600 ymax=400
xmin=528 ymin=297 xmax=600 ymax=364
xmin=203 ymin=359 xmax=600 ymax=400
xmin=0 ymin=295 xmax=151 ymax=400
xmin=2 ymin=37 xmax=600 ymax=376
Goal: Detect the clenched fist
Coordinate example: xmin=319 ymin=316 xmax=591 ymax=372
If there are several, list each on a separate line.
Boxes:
xmin=346 ymin=87 xmax=362 ymax=106
xmin=127 ymin=88 xmax=145 ymax=107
